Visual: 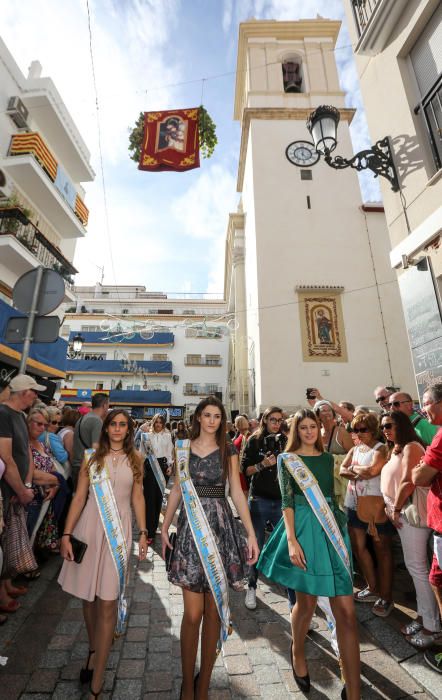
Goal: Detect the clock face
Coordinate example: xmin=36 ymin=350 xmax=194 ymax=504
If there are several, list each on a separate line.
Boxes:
xmin=285 ymin=140 xmax=319 ymax=167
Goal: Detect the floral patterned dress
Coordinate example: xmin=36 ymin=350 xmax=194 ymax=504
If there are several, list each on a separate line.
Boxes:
xmin=28 ymin=445 xmax=59 ymax=551
xmin=168 ymin=446 xmax=249 ymax=593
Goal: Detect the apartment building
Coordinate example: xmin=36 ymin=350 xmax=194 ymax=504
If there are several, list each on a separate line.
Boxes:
xmin=343 ymin=0 xmax=442 ymax=397
xmin=0 ymin=36 xmax=94 ymax=383
xmin=60 ymin=284 xmax=229 ymax=419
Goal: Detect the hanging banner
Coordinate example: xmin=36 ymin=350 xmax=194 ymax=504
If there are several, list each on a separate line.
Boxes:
xmin=138 ymin=108 xmax=200 ymax=172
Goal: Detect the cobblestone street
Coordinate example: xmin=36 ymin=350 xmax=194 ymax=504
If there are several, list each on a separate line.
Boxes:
xmin=0 ymin=538 xmax=440 ymax=700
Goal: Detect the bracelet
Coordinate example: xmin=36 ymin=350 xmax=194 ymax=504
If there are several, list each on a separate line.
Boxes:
xmin=139 ymin=529 xmax=148 ymax=536
xmin=61 ymin=533 xmax=72 ymax=538
xmin=24 ymin=482 xmax=33 ymax=489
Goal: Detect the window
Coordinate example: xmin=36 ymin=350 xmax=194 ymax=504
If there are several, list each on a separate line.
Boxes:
xmin=128 ymin=353 xmax=144 ymax=361
xmin=96 ymin=383 xmax=104 ymax=390
xmin=411 ymin=4 xmax=442 ymax=172
xmin=92 ymin=309 xmax=105 ymax=313
xmin=152 ymin=353 xmax=168 ymax=360
xmin=300 ymin=170 xmax=312 ymax=181
xmin=161 ymin=309 xmax=174 ymax=314
xmin=186 ymin=354 xmax=202 ymax=365
xmin=205 ymin=354 xmax=221 ymax=366
xmin=282 ymin=60 xmax=302 ymax=93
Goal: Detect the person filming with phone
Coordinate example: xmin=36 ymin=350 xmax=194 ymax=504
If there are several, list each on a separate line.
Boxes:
xmin=241 ymin=406 xmax=287 ymax=610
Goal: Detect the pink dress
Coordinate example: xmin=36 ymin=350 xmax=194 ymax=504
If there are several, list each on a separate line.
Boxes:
xmin=58 ymin=455 xmax=133 ymax=601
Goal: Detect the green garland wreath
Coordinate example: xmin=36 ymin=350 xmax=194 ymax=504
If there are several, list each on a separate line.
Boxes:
xmin=128 ymin=105 xmax=217 ymax=163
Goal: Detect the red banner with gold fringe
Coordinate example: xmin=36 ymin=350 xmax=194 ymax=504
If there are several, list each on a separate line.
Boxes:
xmin=138 ymin=108 xmax=200 ymax=172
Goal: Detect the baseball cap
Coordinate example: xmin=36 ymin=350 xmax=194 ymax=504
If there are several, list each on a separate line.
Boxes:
xmin=9 ymin=374 xmax=46 ymax=392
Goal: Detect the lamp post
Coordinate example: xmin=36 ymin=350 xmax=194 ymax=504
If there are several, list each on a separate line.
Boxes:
xmin=306 ymin=105 xmax=399 ymax=192
xmin=67 ymin=332 xmax=84 ymax=359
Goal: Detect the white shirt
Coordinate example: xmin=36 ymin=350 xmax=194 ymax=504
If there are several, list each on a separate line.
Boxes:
xmin=344 ymin=442 xmax=384 ymax=510
xmin=148 ymin=430 xmax=174 ymax=463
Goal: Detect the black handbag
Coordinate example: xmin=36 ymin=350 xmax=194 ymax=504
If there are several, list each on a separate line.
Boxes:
xmin=165 ymin=532 xmax=177 ymax=572
xmin=70 ymin=535 xmax=88 ymax=564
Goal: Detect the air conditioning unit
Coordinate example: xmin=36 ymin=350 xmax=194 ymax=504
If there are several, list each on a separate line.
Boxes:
xmin=6 ymin=96 xmax=29 ymax=129
xmin=0 ymin=171 xmax=13 ymax=200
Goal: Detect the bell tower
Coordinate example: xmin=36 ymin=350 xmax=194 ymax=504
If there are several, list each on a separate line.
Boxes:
xmin=228 ymin=18 xmax=414 ymax=414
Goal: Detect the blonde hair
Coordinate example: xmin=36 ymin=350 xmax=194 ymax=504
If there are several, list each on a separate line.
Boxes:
xmin=351 ymin=412 xmax=379 ymax=436
xmin=27 ymin=407 xmax=49 ymax=425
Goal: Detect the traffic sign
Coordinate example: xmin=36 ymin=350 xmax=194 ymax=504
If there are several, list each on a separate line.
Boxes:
xmin=13 ymin=268 xmax=65 ymax=315
xmin=5 ymin=315 xmax=60 ymax=344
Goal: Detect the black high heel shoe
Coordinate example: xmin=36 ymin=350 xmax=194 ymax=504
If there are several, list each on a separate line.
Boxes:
xmin=79 ymin=649 xmax=95 ymax=684
xmin=290 ymin=640 xmax=310 ymax=693
xmin=194 ymin=672 xmax=200 ymax=696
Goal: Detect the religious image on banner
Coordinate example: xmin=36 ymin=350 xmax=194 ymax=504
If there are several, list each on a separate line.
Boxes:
xmin=139 ymin=108 xmax=200 ymax=172
xmin=298 ymin=291 xmax=348 ymax=362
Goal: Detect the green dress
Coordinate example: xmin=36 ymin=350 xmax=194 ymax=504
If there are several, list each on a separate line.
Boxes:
xmin=257 ymin=452 xmax=353 ymax=597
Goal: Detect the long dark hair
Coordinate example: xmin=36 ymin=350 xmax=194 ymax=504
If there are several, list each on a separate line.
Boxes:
xmin=254 ymin=406 xmax=283 ymax=442
xmin=286 ymin=409 xmax=324 ymax=453
xmin=87 ymin=408 xmax=142 ymax=481
xmin=190 ymin=395 xmax=230 ymax=481
xmin=381 ymin=411 xmax=424 ymax=455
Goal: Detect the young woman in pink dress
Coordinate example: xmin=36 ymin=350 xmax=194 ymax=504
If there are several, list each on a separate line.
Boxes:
xmin=59 ymin=409 xmax=147 ymax=700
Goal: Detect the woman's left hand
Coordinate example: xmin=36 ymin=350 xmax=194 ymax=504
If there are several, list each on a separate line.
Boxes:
xmin=138 ymin=534 xmax=147 ymax=561
xmin=247 ymin=534 xmax=259 ymax=565
xmin=44 ymin=484 xmax=59 ymax=501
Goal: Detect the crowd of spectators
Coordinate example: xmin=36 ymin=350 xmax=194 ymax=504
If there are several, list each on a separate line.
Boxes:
xmin=0 ymin=375 xmax=441 ymax=674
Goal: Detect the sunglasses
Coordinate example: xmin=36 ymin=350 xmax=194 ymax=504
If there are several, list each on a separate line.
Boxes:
xmin=382 ymin=423 xmax=394 ymax=430
xmin=51 ymin=420 xmax=61 ymax=425
xmin=388 ymin=400 xmax=411 ymax=408
xmin=352 ymin=427 xmax=369 ymax=433
xmin=268 ymin=417 xmax=283 ymax=424
xmin=375 ymin=396 xmax=390 ymax=404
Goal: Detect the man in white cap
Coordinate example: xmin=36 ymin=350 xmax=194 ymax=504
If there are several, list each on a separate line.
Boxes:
xmin=0 ymin=374 xmax=45 ymax=611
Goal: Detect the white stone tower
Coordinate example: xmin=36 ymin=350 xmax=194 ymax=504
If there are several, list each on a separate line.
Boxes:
xmin=227 ymin=18 xmax=414 ymax=414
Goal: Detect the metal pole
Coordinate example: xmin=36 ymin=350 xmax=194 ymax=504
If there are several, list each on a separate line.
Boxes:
xmin=19 ymin=266 xmax=44 ymax=374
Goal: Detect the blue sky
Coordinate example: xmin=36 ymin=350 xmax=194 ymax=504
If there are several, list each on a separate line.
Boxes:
xmin=2 ymin=0 xmax=380 ymax=294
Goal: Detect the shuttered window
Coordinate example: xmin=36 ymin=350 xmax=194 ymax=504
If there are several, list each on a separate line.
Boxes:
xmin=410 ymin=4 xmax=442 ymax=97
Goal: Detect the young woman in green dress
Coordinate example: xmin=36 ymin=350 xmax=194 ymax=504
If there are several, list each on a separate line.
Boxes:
xmin=258 ymin=409 xmax=360 ymax=699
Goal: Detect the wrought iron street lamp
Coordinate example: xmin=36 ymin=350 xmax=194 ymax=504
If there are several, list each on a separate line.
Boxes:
xmin=67 ymin=332 xmax=84 ymax=359
xmin=306 ymin=105 xmax=400 ymax=192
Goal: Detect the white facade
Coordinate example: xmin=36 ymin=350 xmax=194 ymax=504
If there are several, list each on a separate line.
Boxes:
xmin=343 ymin=0 xmax=442 ymax=397
xmin=226 ymin=19 xmax=415 ymax=415
xmin=61 ymin=285 xmax=229 ymax=416
xmin=0 ymin=36 xmax=94 ymax=304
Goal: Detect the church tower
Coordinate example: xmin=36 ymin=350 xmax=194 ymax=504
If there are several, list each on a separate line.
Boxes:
xmin=228 ymin=18 xmax=414 ymax=414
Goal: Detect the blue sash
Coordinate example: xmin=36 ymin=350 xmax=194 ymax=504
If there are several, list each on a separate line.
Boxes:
xmin=87 ymin=450 xmax=129 ymax=636
xmin=176 ymin=439 xmax=232 ymax=652
xmin=278 ymin=452 xmax=352 ymax=584
xmin=140 ymin=433 xmax=166 ymax=495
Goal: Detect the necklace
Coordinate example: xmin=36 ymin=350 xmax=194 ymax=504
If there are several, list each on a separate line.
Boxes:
xmin=110 ymin=446 xmax=123 ymax=452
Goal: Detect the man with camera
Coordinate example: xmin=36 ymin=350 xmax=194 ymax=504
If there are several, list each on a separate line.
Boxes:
xmin=241 ymin=406 xmax=286 ymax=609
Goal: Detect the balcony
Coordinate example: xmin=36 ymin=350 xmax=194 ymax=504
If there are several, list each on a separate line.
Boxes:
xmin=0 ymin=132 xmax=89 ymax=238
xmin=59 ymin=387 xmax=171 ymax=406
xmin=183 ymin=385 xmax=222 ymax=397
xmin=66 ymin=359 xmax=172 ymax=376
xmin=415 ymin=74 xmax=442 ymax=172
xmin=351 ymin=0 xmax=408 ymax=56
xmin=185 ymin=327 xmax=224 ymax=339
xmin=0 ymin=207 xmax=77 ymax=298
xmin=68 ymin=330 xmax=175 ymax=347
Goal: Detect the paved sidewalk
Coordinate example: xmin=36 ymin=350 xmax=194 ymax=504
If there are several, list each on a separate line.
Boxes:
xmin=0 ymin=541 xmax=440 ymax=699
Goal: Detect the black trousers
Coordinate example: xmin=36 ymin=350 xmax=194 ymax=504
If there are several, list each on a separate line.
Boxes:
xmin=143 ymin=456 xmax=169 ymax=540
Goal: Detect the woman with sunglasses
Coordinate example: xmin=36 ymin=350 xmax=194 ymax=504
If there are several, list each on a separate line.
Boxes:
xmin=37 ymin=406 xmax=69 ymax=465
xmin=340 ymin=413 xmax=395 ymax=617
xmin=380 ymin=411 xmax=441 ymax=647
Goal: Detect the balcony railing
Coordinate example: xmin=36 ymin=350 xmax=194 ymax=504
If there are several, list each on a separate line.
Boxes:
xmin=351 ymin=0 xmax=380 ymax=37
xmin=185 ymin=358 xmax=222 ymax=366
xmin=415 ymin=74 xmax=442 ymax=172
xmin=8 ymin=132 xmax=89 ymax=226
xmin=0 ymin=207 xmax=77 ymax=284
xmin=185 ymin=327 xmax=224 ymax=339
xmin=183 ymin=385 xmax=222 ymax=396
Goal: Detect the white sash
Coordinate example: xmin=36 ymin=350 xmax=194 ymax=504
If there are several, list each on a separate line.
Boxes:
xmin=140 ymin=433 xmax=167 ymax=494
xmin=176 ymin=439 xmax=232 ymax=652
xmin=87 ymin=450 xmax=129 ymax=636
